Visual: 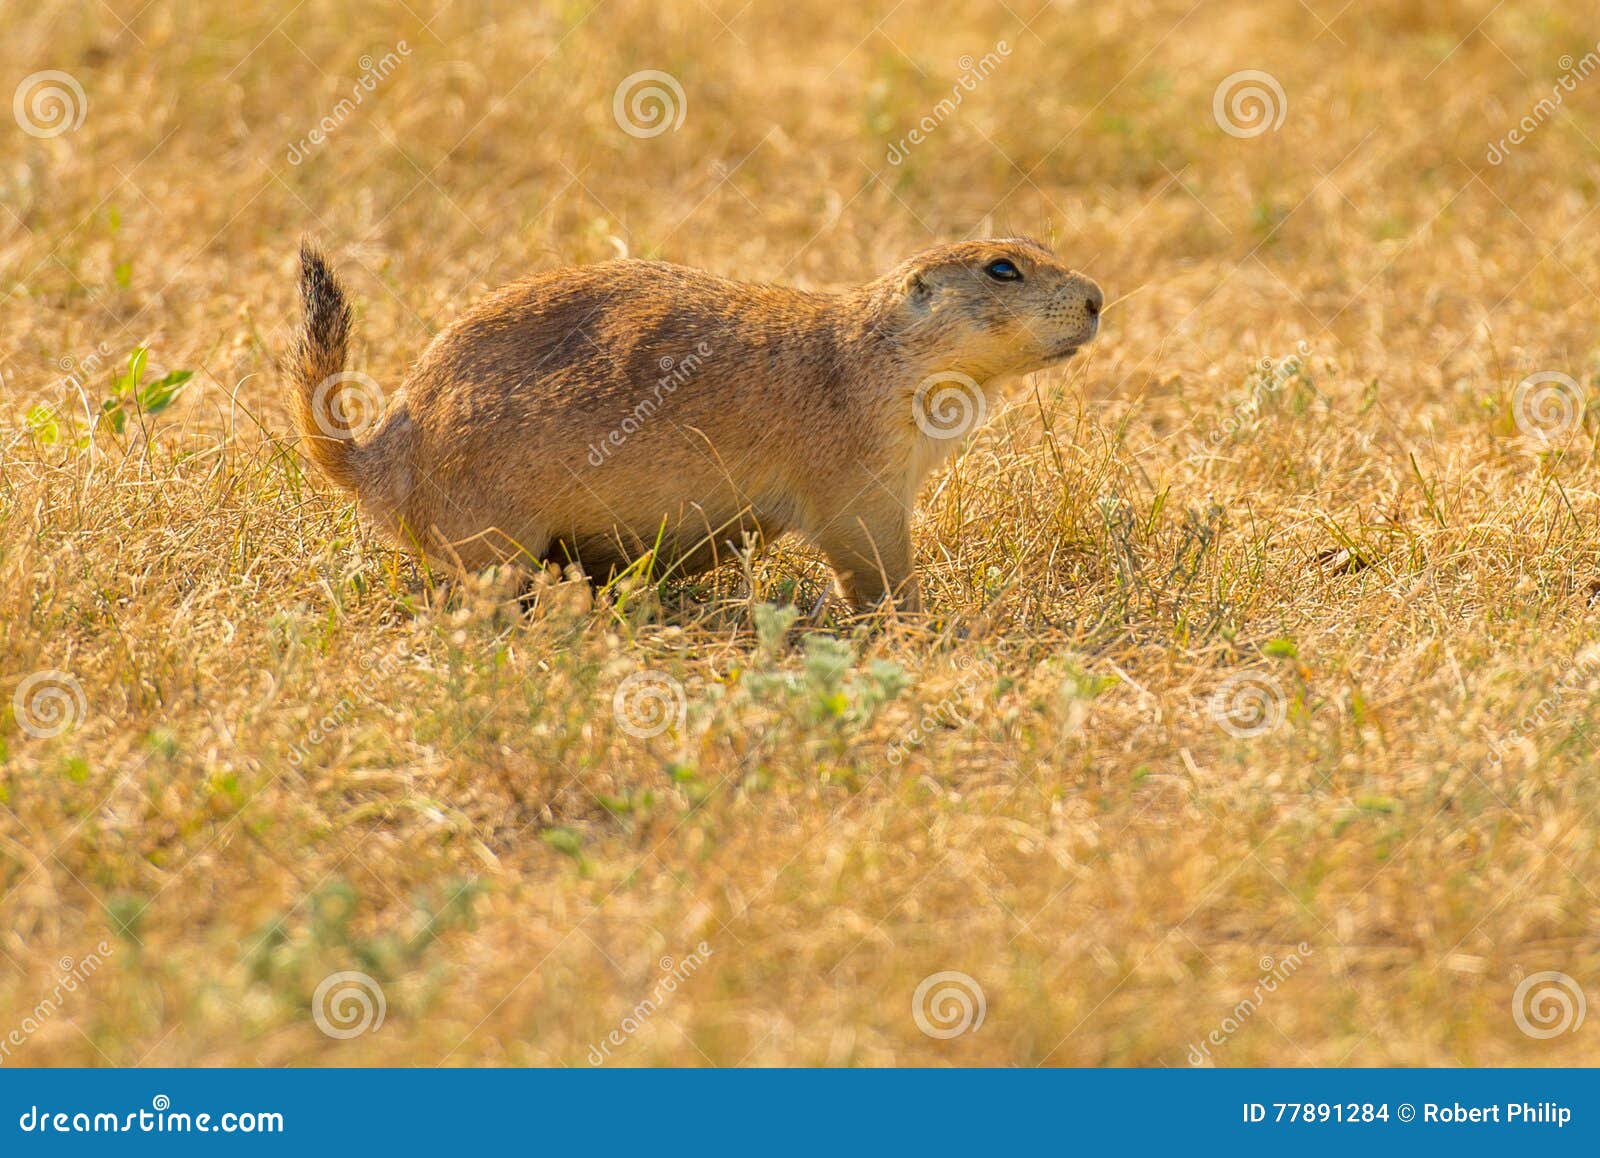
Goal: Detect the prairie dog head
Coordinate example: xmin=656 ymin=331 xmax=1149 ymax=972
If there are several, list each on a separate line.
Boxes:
xmin=876 ymin=238 xmax=1103 ymax=381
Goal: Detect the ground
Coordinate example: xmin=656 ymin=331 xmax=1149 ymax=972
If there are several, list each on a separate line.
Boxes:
xmin=2 ymin=0 xmax=1599 ymax=1066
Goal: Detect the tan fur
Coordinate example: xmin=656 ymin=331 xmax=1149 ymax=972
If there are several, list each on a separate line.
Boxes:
xmin=289 ymin=238 xmax=1102 ymax=611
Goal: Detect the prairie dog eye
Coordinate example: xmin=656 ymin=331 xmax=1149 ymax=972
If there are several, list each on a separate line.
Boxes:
xmin=983 ymin=259 xmax=1022 ymax=282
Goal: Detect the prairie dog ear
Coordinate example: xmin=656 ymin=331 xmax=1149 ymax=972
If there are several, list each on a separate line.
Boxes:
xmin=899 ymin=268 xmax=933 ymax=310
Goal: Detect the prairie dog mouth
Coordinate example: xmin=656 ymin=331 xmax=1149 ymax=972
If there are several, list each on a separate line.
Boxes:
xmin=1043 ymin=318 xmax=1099 ymax=364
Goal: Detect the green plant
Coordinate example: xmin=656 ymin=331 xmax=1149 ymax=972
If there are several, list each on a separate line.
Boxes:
xmin=23 ymin=346 xmax=191 ymax=447
xmin=99 ymin=346 xmax=192 ymax=434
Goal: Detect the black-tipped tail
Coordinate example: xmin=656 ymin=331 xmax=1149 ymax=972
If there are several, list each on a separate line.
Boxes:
xmin=290 ymin=240 xmax=363 ymax=492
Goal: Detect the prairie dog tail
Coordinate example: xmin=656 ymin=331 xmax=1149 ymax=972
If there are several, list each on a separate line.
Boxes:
xmin=290 ymin=240 xmax=371 ymax=493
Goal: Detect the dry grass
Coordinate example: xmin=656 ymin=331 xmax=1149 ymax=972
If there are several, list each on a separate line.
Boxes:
xmin=3 ymin=0 xmax=1600 ymax=1066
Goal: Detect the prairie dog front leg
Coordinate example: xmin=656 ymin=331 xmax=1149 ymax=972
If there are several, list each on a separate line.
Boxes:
xmin=814 ymin=499 xmax=920 ymax=614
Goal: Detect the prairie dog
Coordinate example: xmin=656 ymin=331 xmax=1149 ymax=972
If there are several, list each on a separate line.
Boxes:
xmin=289 ymin=238 xmax=1102 ymax=611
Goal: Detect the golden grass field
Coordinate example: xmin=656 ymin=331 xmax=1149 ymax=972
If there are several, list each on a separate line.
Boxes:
xmin=3 ymin=0 xmax=1600 ymax=1066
